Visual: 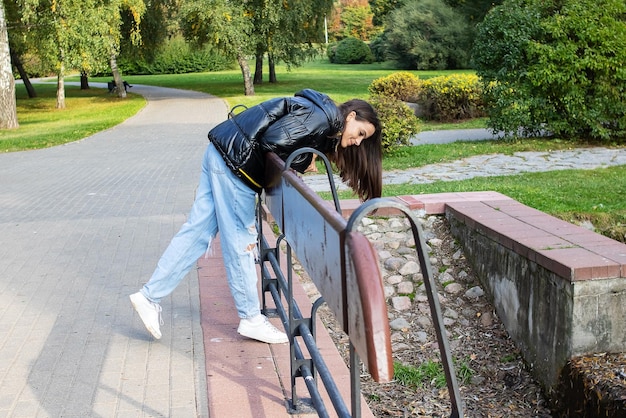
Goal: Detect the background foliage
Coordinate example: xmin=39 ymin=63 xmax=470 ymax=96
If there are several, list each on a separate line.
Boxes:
xmin=473 ymin=0 xmax=626 ymax=141
xmin=380 ymin=0 xmax=472 ymax=69
xmin=369 ymin=93 xmax=421 ymax=153
xmin=116 ymin=36 xmax=233 ymax=75
xmin=368 ymin=71 xmax=421 ymax=102
xmin=419 ymin=74 xmax=485 ymax=121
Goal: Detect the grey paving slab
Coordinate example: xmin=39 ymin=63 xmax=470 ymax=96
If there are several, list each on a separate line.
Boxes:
xmin=0 ymin=84 xmax=228 ymax=417
xmin=411 ymin=128 xmax=503 ymax=145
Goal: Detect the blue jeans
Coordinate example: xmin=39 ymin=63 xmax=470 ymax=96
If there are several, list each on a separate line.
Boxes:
xmin=141 ymin=143 xmax=260 ymax=319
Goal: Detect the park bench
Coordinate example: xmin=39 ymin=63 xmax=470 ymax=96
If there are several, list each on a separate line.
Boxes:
xmin=257 ymin=149 xmax=464 ymax=417
xmin=107 ymin=80 xmax=132 ymax=94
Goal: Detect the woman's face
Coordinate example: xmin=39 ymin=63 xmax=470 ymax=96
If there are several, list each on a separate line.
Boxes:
xmin=340 ymin=111 xmax=376 ymax=148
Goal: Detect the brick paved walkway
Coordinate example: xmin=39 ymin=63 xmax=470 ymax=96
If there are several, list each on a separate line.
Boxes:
xmin=0 ymin=84 xmax=371 ymax=418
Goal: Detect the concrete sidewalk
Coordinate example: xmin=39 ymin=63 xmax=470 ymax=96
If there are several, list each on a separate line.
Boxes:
xmin=0 ymin=84 xmax=226 ymax=417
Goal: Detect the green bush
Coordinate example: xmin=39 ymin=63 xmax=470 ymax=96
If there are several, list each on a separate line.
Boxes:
xmin=418 ymin=74 xmax=485 ymax=121
xmin=473 ymin=0 xmax=626 ymax=141
xmin=368 ymin=33 xmax=387 ymax=62
xmin=368 ymin=72 xmax=422 ymax=102
xmin=118 ymin=36 xmax=233 ymax=75
xmin=331 ymin=37 xmax=373 ymax=64
xmin=326 ymin=42 xmax=338 ymax=63
xmin=369 ymin=94 xmax=421 ymax=153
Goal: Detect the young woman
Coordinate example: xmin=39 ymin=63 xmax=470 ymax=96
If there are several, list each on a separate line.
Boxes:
xmin=130 ymin=89 xmax=383 ymax=343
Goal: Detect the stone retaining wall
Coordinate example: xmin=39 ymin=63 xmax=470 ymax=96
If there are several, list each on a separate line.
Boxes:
xmin=444 ymin=197 xmax=626 ymax=392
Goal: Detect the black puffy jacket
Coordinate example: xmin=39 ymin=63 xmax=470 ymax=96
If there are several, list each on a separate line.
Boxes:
xmin=208 ymin=89 xmax=343 ymax=193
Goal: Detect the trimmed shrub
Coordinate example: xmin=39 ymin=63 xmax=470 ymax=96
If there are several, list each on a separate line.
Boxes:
xmin=369 ymin=72 xmax=422 ymax=102
xmin=369 ymin=94 xmax=421 ymax=153
xmin=118 ymin=36 xmax=233 ymax=75
xmin=418 ymin=74 xmax=485 ymax=121
xmin=331 ymin=37 xmax=373 ymax=64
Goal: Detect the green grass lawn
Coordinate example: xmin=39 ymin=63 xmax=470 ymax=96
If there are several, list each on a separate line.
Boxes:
xmin=5 ymin=61 xmax=625 ymax=242
xmin=1 ymin=83 xmax=145 ymax=153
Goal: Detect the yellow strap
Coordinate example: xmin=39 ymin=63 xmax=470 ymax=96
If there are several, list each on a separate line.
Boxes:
xmin=239 ymin=169 xmax=261 ymax=189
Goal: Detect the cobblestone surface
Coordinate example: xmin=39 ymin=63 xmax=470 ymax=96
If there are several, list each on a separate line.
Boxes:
xmin=303 ymin=147 xmax=626 ymax=192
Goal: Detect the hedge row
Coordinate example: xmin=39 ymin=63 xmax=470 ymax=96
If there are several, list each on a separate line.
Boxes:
xmin=368 ymin=72 xmax=486 ymax=153
xmin=369 ymin=72 xmax=485 ymax=121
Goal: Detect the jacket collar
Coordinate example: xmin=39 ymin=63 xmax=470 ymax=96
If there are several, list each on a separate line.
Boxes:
xmin=295 ymin=89 xmax=343 ymax=135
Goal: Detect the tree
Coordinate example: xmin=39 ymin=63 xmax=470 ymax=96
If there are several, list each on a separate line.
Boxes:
xmin=250 ymin=0 xmax=334 ymax=85
xmin=0 ymin=1 xmax=18 ymax=129
xmin=383 ymin=0 xmax=472 ymax=69
xmin=120 ymin=0 xmax=174 ymax=63
xmin=249 ymin=0 xmax=282 ymax=84
xmin=11 ymin=50 xmax=36 ymax=98
xmin=104 ymin=0 xmax=146 ymax=98
xmin=180 ymin=0 xmax=255 ymax=95
xmin=18 ymin=0 xmax=144 ymax=105
xmin=368 ymin=0 xmax=404 ymax=26
xmin=444 ymin=0 xmax=503 ymax=24
xmin=473 ymin=0 xmax=626 ymax=141
xmin=19 ymin=0 xmax=106 ymax=107
xmin=4 ymin=0 xmax=37 ymax=98
xmin=330 ymin=0 xmax=378 ymax=41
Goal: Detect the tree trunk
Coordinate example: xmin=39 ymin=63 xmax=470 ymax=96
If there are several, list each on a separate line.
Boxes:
xmin=253 ymin=50 xmax=263 ymax=85
xmin=0 ymin=2 xmax=18 ymax=129
xmin=80 ymin=71 xmax=89 ymax=89
xmin=109 ymin=50 xmax=126 ymax=98
xmin=269 ymin=53 xmax=277 ymax=83
xmin=11 ymin=51 xmax=36 ymax=98
xmin=237 ymin=51 xmax=254 ymax=96
xmin=56 ymin=63 xmax=66 ymax=109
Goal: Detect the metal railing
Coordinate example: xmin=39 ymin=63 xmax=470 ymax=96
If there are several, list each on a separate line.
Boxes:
xmin=257 ymin=149 xmax=463 ymax=417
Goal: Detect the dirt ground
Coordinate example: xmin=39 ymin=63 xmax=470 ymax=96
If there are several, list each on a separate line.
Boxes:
xmin=294 ymin=212 xmax=626 ymax=418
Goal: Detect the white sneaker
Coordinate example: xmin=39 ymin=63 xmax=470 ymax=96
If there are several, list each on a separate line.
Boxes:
xmin=237 ymin=314 xmax=288 ymax=344
xmin=130 ymin=292 xmax=163 ymax=339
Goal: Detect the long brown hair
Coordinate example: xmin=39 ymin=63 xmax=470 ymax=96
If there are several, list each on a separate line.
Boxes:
xmin=329 ymin=99 xmax=383 ymax=201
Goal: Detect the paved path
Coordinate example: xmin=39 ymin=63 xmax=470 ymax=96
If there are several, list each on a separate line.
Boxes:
xmin=0 ymin=84 xmax=227 ymax=417
xmin=411 ymin=128 xmax=503 ymax=145
xmin=304 ymin=147 xmax=626 ymax=192
xmin=1 ymin=83 xmax=625 ymax=417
